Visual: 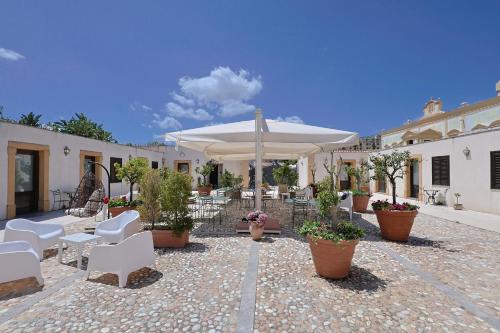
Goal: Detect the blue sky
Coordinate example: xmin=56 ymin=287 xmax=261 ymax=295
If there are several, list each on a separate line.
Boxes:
xmin=1 ymin=1 xmax=500 ymax=144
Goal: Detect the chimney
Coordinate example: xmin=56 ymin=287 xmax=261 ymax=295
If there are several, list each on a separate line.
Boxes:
xmin=496 ymin=81 xmax=500 ymax=96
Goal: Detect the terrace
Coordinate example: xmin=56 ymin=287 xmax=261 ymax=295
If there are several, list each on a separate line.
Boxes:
xmin=0 ymin=197 xmax=499 ymax=332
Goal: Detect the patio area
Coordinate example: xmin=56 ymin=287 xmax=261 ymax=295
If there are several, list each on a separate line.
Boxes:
xmin=1 ymin=199 xmax=499 ymax=332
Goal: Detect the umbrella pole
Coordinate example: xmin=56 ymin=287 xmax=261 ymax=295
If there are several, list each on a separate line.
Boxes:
xmin=255 ymin=109 xmax=263 ymax=211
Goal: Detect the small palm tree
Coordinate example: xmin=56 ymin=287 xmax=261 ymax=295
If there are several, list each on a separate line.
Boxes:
xmin=18 ymin=112 xmax=42 ymax=127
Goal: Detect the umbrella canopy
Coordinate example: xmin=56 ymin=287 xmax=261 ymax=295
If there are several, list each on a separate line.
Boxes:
xmin=165 ymin=117 xmax=359 ymax=161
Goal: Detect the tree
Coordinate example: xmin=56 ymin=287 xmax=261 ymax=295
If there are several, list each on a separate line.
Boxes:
xmin=322 ymin=151 xmax=341 ymax=192
xmin=369 ymin=150 xmax=411 ymax=204
xmin=18 ymin=112 xmax=42 ymax=127
xmin=114 ymin=157 xmax=149 ymax=201
xmin=138 ymin=169 xmax=162 ymax=230
xmin=52 ymin=113 xmax=116 ymax=142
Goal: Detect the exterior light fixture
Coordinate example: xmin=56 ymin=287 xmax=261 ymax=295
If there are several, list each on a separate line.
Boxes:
xmin=179 ymin=151 xmax=186 ymax=158
xmin=63 ymin=146 xmax=71 ymax=156
xmin=463 ymin=147 xmax=471 ymax=158
xmin=196 ymin=159 xmax=200 ymax=164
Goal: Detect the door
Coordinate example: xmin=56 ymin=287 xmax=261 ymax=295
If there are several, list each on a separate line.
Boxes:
xmin=209 ymin=163 xmax=221 ymax=188
xmin=84 ymin=156 xmax=96 ymax=187
xmin=15 ymin=150 xmax=39 ymax=214
xmin=339 ymin=162 xmax=352 ymax=191
xmin=378 ymin=178 xmax=386 ymax=193
xmin=409 ymin=159 xmax=419 ymax=198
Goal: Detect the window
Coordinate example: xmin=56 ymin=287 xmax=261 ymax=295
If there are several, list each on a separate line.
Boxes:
xmin=177 ymin=162 xmax=190 ymax=174
xmin=491 ymin=151 xmax=500 ymax=189
xmin=110 ymin=157 xmax=122 ymax=183
xmin=432 ymin=155 xmax=450 ymax=186
xmin=152 ymin=161 xmax=159 ymax=169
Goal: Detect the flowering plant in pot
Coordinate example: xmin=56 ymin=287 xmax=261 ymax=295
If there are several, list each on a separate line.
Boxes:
xmin=299 ymin=219 xmax=364 ymax=279
xmin=244 ymin=211 xmax=268 ymax=241
xmin=140 ymin=168 xmax=193 ymax=248
xmin=345 ymin=163 xmax=370 ymax=213
xmin=108 ymin=196 xmax=143 ymax=217
xmin=195 ymin=163 xmax=214 ymax=196
xmin=369 ymin=150 xmax=419 ymax=241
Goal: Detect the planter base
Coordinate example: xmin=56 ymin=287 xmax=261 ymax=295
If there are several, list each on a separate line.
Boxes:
xmin=353 ymin=195 xmax=370 ymax=213
xmin=374 ymin=210 xmax=418 ymax=241
xmin=109 ymin=206 xmax=133 ymax=217
xmin=308 ymin=237 xmax=358 ymax=279
xmin=152 ymin=230 xmax=189 ymax=248
xmin=235 ymin=218 xmax=281 ymax=234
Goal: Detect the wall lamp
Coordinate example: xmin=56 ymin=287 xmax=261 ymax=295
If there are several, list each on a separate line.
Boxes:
xmin=63 ymin=146 xmax=71 ymax=156
xmin=463 ymin=147 xmax=471 ymax=158
xmin=195 ymin=159 xmax=200 ymax=165
xmin=179 ymin=151 xmax=186 ymax=158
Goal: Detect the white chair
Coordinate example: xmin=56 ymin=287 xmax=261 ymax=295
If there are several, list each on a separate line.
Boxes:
xmin=85 ymin=231 xmax=156 ymax=288
xmin=0 ymin=241 xmax=44 ymax=286
xmin=4 ymin=219 xmax=65 ymax=259
xmin=94 ymin=210 xmax=141 ymax=243
xmin=339 ymin=191 xmax=353 ymax=220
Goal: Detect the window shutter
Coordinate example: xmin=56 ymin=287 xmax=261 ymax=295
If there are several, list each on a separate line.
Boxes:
xmin=432 ymin=156 xmax=450 ymax=186
xmin=491 ymin=151 xmax=500 ymax=189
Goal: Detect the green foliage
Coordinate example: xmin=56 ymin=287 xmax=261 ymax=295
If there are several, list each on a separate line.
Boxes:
xmin=316 ymin=185 xmax=340 ymax=218
xmin=298 ymin=220 xmax=365 ymax=243
xmin=351 ymin=189 xmax=369 ymax=196
xmin=18 ymin=112 xmax=42 ymax=127
xmin=345 ymin=162 xmax=369 ymax=191
xmin=51 ymin=113 xmax=116 ymax=142
xmin=157 ymin=170 xmax=193 ymax=234
xmin=138 ymin=169 xmax=162 ymax=229
xmin=195 ymin=163 xmax=214 ymax=186
xmin=108 ymin=197 xmax=143 ymax=208
xmin=220 ymin=170 xmax=244 ymax=188
xmin=322 ymin=151 xmax=340 ymax=191
xmin=272 ymin=162 xmax=298 ymax=188
xmin=369 ymin=150 xmax=411 ymax=204
xmin=114 ymin=158 xmax=149 ymax=201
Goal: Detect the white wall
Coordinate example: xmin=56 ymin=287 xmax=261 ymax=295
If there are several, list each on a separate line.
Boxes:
xmin=163 ymin=146 xmax=243 ymax=189
xmin=371 ymin=128 xmax=500 ymax=215
xmin=0 ymin=122 xmax=164 ymax=219
xmin=298 ymin=151 xmax=370 ymax=188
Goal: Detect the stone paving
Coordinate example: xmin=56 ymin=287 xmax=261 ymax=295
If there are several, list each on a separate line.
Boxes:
xmin=0 ymin=200 xmax=499 ymax=332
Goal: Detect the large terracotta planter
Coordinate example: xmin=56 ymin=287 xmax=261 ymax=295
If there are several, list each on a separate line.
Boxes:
xmin=374 ymin=210 xmax=418 ymax=241
xmin=152 ymin=230 xmax=189 ymax=248
xmin=307 ymin=236 xmax=359 ymax=279
xmin=249 ymin=223 xmax=264 ymax=241
xmin=109 ymin=206 xmax=133 ymax=217
xmin=352 ymin=195 xmax=370 ymax=213
xmin=197 ymin=185 xmax=212 ymax=196
xmin=360 ymin=185 xmax=370 ymax=193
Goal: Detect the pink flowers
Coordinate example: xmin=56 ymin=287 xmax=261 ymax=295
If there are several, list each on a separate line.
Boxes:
xmin=371 ymin=200 xmax=419 ymax=211
xmin=247 ymin=210 xmax=268 ymax=227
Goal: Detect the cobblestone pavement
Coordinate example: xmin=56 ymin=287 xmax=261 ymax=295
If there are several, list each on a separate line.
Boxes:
xmin=0 ymin=201 xmax=499 ymax=332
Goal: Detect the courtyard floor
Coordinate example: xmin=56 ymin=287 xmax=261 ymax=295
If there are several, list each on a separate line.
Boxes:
xmin=0 ymin=200 xmax=499 ymax=332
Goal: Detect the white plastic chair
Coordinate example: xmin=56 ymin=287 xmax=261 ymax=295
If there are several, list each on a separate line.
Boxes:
xmin=4 ymin=219 xmax=65 ymax=259
xmin=94 ymin=210 xmax=141 ymax=243
xmin=85 ymin=231 xmax=156 ymax=288
xmin=0 ymin=241 xmax=44 ymax=285
xmin=339 ymin=192 xmax=353 ymax=220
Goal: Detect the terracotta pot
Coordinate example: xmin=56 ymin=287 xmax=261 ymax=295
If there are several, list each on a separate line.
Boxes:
xmin=109 ymin=206 xmax=133 ymax=217
xmin=231 ymin=189 xmax=241 ymax=199
xmin=352 ymin=195 xmax=370 ymax=213
xmin=249 ymin=222 xmax=264 ymax=241
xmin=360 ymin=185 xmax=370 ymax=193
xmin=454 ymin=204 xmax=463 ymax=210
xmin=278 ymin=183 xmax=288 ymax=194
xmin=307 ymin=236 xmax=359 ymax=279
xmin=197 ymin=185 xmax=212 ymax=196
xmin=151 ymin=230 xmax=189 ymax=248
xmin=374 ymin=210 xmax=418 ymax=241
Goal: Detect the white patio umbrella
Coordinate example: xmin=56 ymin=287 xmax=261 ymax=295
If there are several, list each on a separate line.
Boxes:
xmin=165 ymin=109 xmax=359 ymax=210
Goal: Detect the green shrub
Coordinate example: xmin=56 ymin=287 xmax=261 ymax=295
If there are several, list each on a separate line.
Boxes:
xmin=298 ymin=220 xmax=365 ymax=243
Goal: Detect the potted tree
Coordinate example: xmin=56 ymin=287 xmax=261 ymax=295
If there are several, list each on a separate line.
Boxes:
xmin=299 ymin=177 xmax=365 ymax=279
xmin=454 ymin=193 xmax=463 ymax=210
xmin=272 ymin=161 xmax=298 ymax=197
xmin=345 ymin=164 xmax=370 ymax=213
xmin=369 ymin=151 xmax=419 ymax=241
xmin=110 ymin=157 xmax=148 ymax=216
xmin=195 ymin=163 xmax=214 ymax=196
xmin=144 ymin=169 xmax=193 ymax=248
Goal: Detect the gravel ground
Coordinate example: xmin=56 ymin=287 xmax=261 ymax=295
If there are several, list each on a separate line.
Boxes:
xmin=0 ymin=201 xmax=499 ymax=332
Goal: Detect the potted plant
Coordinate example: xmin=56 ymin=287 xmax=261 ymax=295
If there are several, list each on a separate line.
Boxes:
xmin=152 ymin=169 xmax=194 ymax=248
xmin=114 ymin=157 xmax=148 ymax=202
xmin=454 ymin=193 xmax=463 ymax=210
xmin=299 ymin=220 xmax=364 ymax=279
xmin=272 ymin=161 xmax=298 ymax=195
xmin=195 ymin=163 xmax=214 ymax=196
xmin=345 ymin=164 xmax=370 ymax=213
xmin=108 ymin=196 xmax=143 ymax=217
xmin=245 ymin=211 xmax=268 ymax=241
xmin=369 ymin=150 xmax=419 ymax=241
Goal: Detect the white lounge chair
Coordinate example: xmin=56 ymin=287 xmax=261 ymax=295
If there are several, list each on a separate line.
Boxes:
xmin=4 ymin=219 xmax=65 ymax=259
xmin=94 ymin=210 xmax=141 ymax=243
xmin=339 ymin=191 xmax=353 ymax=220
xmin=0 ymin=241 xmax=44 ymax=286
xmin=85 ymin=231 xmax=156 ymax=288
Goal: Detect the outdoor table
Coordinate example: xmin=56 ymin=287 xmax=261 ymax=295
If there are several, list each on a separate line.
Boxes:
xmin=424 ymin=189 xmax=439 ymax=204
xmin=58 ymin=233 xmax=102 ymax=269
xmin=279 ymin=192 xmax=291 ymax=202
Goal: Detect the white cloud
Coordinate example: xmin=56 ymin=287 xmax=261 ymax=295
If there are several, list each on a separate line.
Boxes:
xmin=130 ymin=101 xmax=152 ymax=112
xmin=168 ymin=67 xmax=262 ymax=118
xmin=0 ymin=48 xmax=25 ymax=61
xmin=151 ymin=113 xmax=182 ymax=130
xmin=165 ymin=102 xmax=213 ymax=121
xmin=275 ymin=116 xmax=304 ymax=124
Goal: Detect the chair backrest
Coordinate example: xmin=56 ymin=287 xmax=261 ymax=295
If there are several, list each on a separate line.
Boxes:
xmin=115 ymin=210 xmax=140 ymax=227
xmin=115 ymin=231 xmax=154 ymax=266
